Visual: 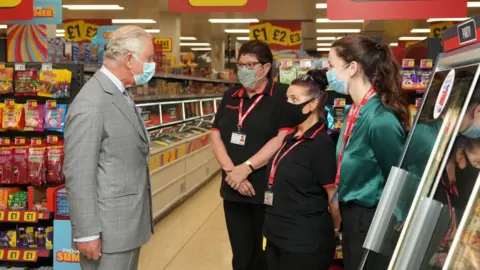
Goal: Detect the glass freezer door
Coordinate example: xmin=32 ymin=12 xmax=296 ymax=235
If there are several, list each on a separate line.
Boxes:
xmin=361 ymin=64 xmax=480 ymax=269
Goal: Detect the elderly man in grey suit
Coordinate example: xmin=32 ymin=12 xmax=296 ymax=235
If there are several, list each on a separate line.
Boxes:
xmin=63 ymin=25 xmax=156 ymax=270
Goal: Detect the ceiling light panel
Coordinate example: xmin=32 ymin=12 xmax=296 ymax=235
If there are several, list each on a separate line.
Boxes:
xmin=224 ymin=29 xmax=250 ymax=33
xmin=62 ymin=5 xmax=124 ymax=10
xmin=317 ymin=29 xmax=361 ymax=33
xmin=426 ymin=18 xmax=469 ymax=22
xmin=191 ymin=48 xmax=212 ymax=51
xmin=317 ymin=43 xmax=332 ymax=46
xmin=317 ymin=48 xmax=330 ymax=51
xmin=468 ymin=1 xmax=480 ymax=7
xmin=0 ymin=25 xmax=7 ymax=29
xmin=390 ymin=43 xmax=398 ymax=47
xmin=112 ymin=19 xmax=156 ymax=24
xmin=411 ymin=28 xmax=431 ymax=33
xmin=209 ymin=19 xmax=259 ymax=23
xmin=398 ymin=36 xmax=428 ymax=41
xmin=316 ymin=3 xmax=327 ymax=9
xmin=180 ymin=37 xmax=197 ymax=40
xmin=316 ymin=18 xmax=364 ymax=23
xmin=316 ymin=37 xmax=337 ymax=40
xmin=180 ymin=42 xmax=210 ymax=46
xmin=145 ymin=29 xmax=160 ymax=33
xmin=236 ymin=37 xmax=250 ymax=40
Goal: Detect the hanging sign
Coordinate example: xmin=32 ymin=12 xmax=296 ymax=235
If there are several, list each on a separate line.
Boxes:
xmin=153 ymin=38 xmax=173 ymax=52
xmin=92 ymin=26 xmax=120 ymax=44
xmin=327 ymin=0 xmax=467 ymax=20
xmin=8 ymin=0 xmax=62 ymax=24
xmin=430 ymin=21 xmax=454 ymax=38
xmin=442 ymin=16 xmax=479 ymax=52
xmin=0 ymin=0 xmax=34 ymax=20
xmin=64 ymin=20 xmax=100 ymax=42
xmin=169 ymin=0 xmax=267 ymax=12
xmin=249 ymin=21 xmax=302 ymax=50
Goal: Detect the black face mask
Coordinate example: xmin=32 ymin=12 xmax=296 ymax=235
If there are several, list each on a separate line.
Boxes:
xmin=453 ymin=153 xmax=479 ymax=211
xmin=283 ymin=99 xmax=313 ymax=127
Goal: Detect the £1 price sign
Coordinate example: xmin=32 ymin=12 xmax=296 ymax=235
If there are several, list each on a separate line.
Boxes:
xmin=83 ymin=22 xmax=99 ymax=41
xmin=64 ymin=20 xmax=84 ymax=42
xmin=249 ymin=21 xmax=302 ymax=50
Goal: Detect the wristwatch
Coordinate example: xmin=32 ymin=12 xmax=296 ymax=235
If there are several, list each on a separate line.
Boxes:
xmin=244 ymin=160 xmax=255 ymax=172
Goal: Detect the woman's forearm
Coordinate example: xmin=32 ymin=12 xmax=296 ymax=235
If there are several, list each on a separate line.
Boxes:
xmin=248 ymin=130 xmax=288 ymax=169
xmin=327 ymin=187 xmax=342 ymax=230
xmin=210 ymin=131 xmax=235 ymax=170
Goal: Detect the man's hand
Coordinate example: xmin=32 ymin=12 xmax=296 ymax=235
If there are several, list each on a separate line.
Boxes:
xmin=238 ymin=181 xmax=256 ymax=197
xmin=226 ymin=164 xmax=252 ymax=190
xmin=77 ymin=238 xmax=102 ymax=260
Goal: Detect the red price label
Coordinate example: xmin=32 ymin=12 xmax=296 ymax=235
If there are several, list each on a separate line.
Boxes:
xmin=7 ymin=211 xmax=20 ymax=221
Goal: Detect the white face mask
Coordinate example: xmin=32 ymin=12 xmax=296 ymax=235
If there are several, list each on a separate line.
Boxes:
xmin=130 ymin=55 xmax=156 ymax=85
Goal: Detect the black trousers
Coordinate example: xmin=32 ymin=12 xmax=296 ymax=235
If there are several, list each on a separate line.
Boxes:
xmin=266 ymin=240 xmax=333 ymax=270
xmin=223 ymin=200 xmax=267 ymax=270
xmin=340 ymin=203 xmax=376 ymax=270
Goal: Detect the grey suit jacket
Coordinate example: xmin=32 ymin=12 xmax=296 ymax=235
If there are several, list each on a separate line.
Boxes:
xmin=64 ymin=71 xmax=154 ymax=254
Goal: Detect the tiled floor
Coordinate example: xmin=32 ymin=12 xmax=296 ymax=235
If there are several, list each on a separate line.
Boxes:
xmin=138 ymin=175 xmax=232 ymax=270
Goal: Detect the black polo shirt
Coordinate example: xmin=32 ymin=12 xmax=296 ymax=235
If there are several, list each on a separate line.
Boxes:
xmin=263 ymin=121 xmax=337 ymax=253
xmin=212 ymin=79 xmax=292 ymax=204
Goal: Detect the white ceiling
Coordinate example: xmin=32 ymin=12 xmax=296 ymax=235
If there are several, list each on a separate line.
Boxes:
xmin=60 ymin=0 xmax=480 ymax=50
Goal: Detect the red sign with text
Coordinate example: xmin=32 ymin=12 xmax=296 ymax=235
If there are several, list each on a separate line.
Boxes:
xmin=169 ymin=0 xmax=267 ymax=12
xmin=327 ymin=0 xmax=467 ymax=20
xmin=0 ymin=0 xmax=34 ymax=20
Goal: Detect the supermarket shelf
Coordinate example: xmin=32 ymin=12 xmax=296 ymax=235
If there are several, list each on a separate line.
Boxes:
xmin=0 ymin=248 xmax=50 ymax=262
xmin=146 ymin=114 xmax=215 ymax=131
xmin=0 ymin=210 xmax=51 ymax=223
xmin=84 ymin=65 xmax=239 ymax=84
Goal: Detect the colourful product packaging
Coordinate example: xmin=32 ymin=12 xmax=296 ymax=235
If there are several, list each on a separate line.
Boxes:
xmin=12 ymin=137 xmax=29 ymax=185
xmin=44 ymin=100 xmax=67 ymax=132
xmin=0 ymin=68 xmax=14 ymax=95
xmin=14 ymin=68 xmax=39 ymax=96
xmin=28 ymin=138 xmax=47 ymax=186
xmin=0 ymin=138 xmax=13 ymax=184
xmin=46 ymin=135 xmax=64 ymax=184
xmin=25 ymin=100 xmax=45 ymax=131
xmin=2 ymin=100 xmax=25 ymax=130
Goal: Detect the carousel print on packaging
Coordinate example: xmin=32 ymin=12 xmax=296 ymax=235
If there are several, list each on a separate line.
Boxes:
xmin=7 ymin=24 xmax=48 ymax=63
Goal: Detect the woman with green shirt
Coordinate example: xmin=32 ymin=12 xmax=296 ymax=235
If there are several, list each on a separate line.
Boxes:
xmin=326 ymin=35 xmax=408 ymax=270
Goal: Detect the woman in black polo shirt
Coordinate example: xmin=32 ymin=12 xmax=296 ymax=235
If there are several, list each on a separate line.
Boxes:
xmin=210 ymin=40 xmax=292 ymax=270
xmin=264 ymin=69 xmax=341 ymax=270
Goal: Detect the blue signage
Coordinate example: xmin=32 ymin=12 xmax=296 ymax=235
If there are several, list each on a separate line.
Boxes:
xmin=92 ymin=26 xmax=120 ymax=44
xmin=53 ymin=220 xmax=81 ymax=270
xmin=8 ymin=0 xmax=62 ymax=25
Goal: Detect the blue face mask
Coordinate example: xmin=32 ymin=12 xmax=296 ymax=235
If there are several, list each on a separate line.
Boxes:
xmin=132 ymin=58 xmax=156 ymax=85
xmin=462 ymin=123 xmax=480 ymax=138
xmin=326 ymin=69 xmax=349 ymax=95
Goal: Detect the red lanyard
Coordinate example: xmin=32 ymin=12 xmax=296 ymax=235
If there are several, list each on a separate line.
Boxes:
xmin=268 ymin=124 xmax=325 ymax=187
xmin=335 ymin=88 xmax=376 ymax=184
xmin=238 ymin=95 xmax=264 ymax=132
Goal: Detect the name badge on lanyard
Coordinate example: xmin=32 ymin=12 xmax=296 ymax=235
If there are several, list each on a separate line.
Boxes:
xmin=264 ymin=124 xmax=324 ymax=206
xmin=231 ymin=94 xmax=264 ymax=146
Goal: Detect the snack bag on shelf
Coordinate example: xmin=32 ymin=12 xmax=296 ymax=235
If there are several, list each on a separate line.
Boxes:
xmin=25 ymin=227 xmax=36 ymax=248
xmin=17 ymin=226 xmax=28 ymax=248
xmin=46 ymin=226 xmax=53 ymax=250
xmin=44 ymin=100 xmax=67 ymax=132
xmin=36 ymin=226 xmax=47 ymax=248
xmin=0 ymin=67 xmax=14 ymax=95
xmin=28 ymin=138 xmax=47 ymax=186
xmin=55 ymin=69 xmax=72 ymax=99
xmin=2 ymin=100 xmax=25 ymax=130
xmin=37 ymin=70 xmax=57 ymax=98
xmin=12 ymin=137 xmax=29 ymax=185
xmin=8 ymin=191 xmax=28 ymax=210
xmin=0 ymin=103 xmax=4 ymax=131
xmin=25 ymin=100 xmax=45 ymax=131
xmin=14 ymin=68 xmax=39 ymax=96
xmin=0 ymin=138 xmax=13 ymax=184
xmin=279 ymin=59 xmax=297 ymax=84
xmin=401 ymin=59 xmax=417 ymax=90
xmin=46 ymin=135 xmax=64 ymax=184
xmin=0 ymin=230 xmax=16 ymax=248
xmin=417 ymin=59 xmax=434 ymax=91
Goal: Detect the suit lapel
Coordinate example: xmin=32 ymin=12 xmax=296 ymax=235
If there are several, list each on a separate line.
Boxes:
xmin=93 ymin=72 xmax=148 ymax=143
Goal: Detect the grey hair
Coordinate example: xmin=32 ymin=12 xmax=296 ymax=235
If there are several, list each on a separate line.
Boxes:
xmin=104 ymin=25 xmax=151 ymax=62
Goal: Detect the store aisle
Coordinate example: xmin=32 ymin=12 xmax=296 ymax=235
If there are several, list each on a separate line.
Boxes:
xmin=138 ymin=174 xmax=232 ymax=270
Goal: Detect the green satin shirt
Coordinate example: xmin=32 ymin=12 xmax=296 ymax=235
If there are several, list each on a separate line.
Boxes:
xmin=336 ymin=96 xmax=405 ymax=208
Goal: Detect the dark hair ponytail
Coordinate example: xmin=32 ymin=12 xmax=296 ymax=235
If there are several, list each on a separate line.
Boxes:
xmin=332 ymin=35 xmax=409 ymax=124
xmin=374 ymin=43 xmax=409 ymax=123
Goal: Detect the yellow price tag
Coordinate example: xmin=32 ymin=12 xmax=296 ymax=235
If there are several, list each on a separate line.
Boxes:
xmin=83 ymin=22 xmax=99 ymax=41
xmin=7 ymin=211 xmax=20 ymax=221
xmin=23 ymin=211 xmax=37 ymax=222
xmin=430 ymin=21 xmax=454 ymax=38
xmin=337 ymin=251 xmax=343 ymax=259
xmin=189 ymin=0 xmax=247 ymax=6
xmin=177 ymin=144 xmax=188 ymax=159
xmin=249 ymin=23 xmax=271 ymax=42
xmin=162 ymin=149 xmax=176 ymax=165
xmin=149 ymin=154 xmax=161 ymax=171
xmin=7 ymin=250 xmax=20 ymax=261
xmin=0 ymin=249 xmax=4 ymax=260
xmin=0 ymin=63 xmax=5 ymax=69
xmin=23 ymin=250 xmax=37 ymax=261
xmin=0 ymin=210 xmax=5 ymax=221
xmin=270 ymin=25 xmax=290 ymax=46
xmin=64 ymin=20 xmax=84 ymax=42
xmin=289 ymin=30 xmax=302 ymax=46
xmin=153 ymin=38 xmax=173 ymax=52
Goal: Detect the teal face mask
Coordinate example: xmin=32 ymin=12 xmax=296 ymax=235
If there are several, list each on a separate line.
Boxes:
xmin=462 ymin=123 xmax=480 ymax=138
xmin=131 ymin=55 xmax=156 ymax=85
xmin=326 ymin=63 xmax=351 ymax=95
xmin=237 ymin=66 xmax=267 ymax=89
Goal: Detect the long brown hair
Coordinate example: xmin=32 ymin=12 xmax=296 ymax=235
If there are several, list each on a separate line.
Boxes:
xmin=332 ymin=35 xmax=409 ymax=123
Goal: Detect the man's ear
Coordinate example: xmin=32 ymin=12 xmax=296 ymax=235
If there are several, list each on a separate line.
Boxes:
xmin=473 ymin=104 xmax=480 ymax=127
xmin=124 ymin=53 xmax=134 ymax=69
